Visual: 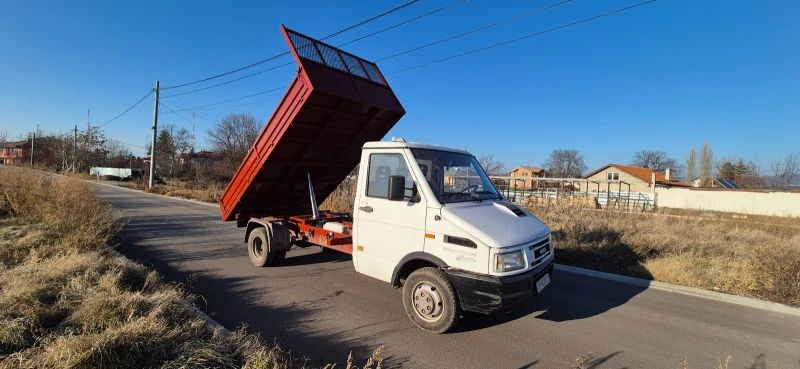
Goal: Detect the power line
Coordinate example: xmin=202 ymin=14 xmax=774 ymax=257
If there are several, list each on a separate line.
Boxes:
xmin=318 ymin=0 xmax=420 ymax=41
xmin=377 ymin=0 xmax=573 ymax=61
xmin=188 ymin=98 xmax=281 ymax=111
xmin=97 ymin=90 xmax=153 ymax=128
xmin=338 ymin=0 xmax=467 ymax=48
xmin=172 ymin=86 xmax=287 ymax=111
xmin=166 ymin=62 xmax=294 ymax=97
xmin=160 ymin=1 xmax=420 ymax=91
xmin=388 ymin=0 xmax=658 ymax=74
xmin=107 ymin=137 xmax=146 ymax=149
xmin=159 ymin=100 xmax=214 ymax=136
xmin=160 ymin=93 xmax=218 ymax=125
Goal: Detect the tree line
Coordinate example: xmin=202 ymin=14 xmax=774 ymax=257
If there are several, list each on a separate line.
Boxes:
xmin=477 ymin=144 xmax=798 ymax=190
xmin=1 ymin=112 xmax=262 ymax=184
xmin=1 ymin=126 xmax=136 ymax=172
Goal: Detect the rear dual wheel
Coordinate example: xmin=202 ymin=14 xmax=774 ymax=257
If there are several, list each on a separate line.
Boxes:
xmin=248 ymin=227 xmax=286 ymax=267
xmin=402 ymin=267 xmax=460 ymax=334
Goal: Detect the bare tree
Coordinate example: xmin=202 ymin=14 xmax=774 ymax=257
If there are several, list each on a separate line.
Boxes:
xmin=0 ymin=129 xmax=9 ymax=147
xmin=75 ymin=126 xmax=108 ymax=172
xmin=208 ymin=113 xmax=261 ymax=175
xmin=47 ymin=132 xmax=74 ymax=172
xmin=155 ymin=123 xmax=192 ymax=178
xmin=699 ymin=142 xmax=714 ymax=187
xmin=543 ymin=149 xmax=587 ymax=178
xmin=476 ymin=154 xmax=507 ymax=175
xmin=770 ymin=153 xmax=800 ymax=189
xmin=685 ymin=146 xmax=697 ymax=186
xmin=631 ymin=150 xmax=682 ymax=176
xmin=104 ymin=140 xmax=134 ymax=168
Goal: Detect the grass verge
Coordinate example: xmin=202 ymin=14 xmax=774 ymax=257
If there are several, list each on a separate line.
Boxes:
xmin=523 ymin=200 xmax=800 ymax=307
xmin=121 ymin=179 xmax=225 ymax=204
xmin=0 ymin=169 xmax=381 ymax=368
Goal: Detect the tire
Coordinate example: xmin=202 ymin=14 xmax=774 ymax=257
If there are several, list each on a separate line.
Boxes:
xmin=402 ymin=267 xmax=460 ymax=333
xmin=247 ymin=227 xmax=286 ymax=267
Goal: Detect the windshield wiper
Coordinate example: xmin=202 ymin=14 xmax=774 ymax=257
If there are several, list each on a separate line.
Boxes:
xmin=471 ymin=191 xmax=501 ymax=202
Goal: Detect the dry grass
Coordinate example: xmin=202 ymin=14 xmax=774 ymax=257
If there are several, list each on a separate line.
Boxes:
xmin=320 ymin=178 xmax=358 ymax=214
xmin=523 ymin=201 xmax=800 ymax=307
xmin=121 ymin=179 xmax=225 ymax=204
xmin=0 ymin=170 xmax=382 ymax=368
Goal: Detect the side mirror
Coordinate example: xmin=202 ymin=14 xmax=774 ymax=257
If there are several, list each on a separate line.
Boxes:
xmin=388 ymin=175 xmax=405 ymax=201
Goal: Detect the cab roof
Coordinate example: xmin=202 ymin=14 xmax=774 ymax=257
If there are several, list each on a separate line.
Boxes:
xmin=362 ymin=139 xmax=473 ymax=155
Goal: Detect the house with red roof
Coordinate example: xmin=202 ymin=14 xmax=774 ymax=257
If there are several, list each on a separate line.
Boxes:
xmin=583 ymin=164 xmax=690 ymax=192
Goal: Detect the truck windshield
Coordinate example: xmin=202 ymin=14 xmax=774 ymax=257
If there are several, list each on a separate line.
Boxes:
xmin=410 ymin=148 xmax=501 ymax=204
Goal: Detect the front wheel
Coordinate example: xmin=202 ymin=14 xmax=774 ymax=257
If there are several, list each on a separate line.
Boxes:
xmin=402 ymin=267 xmax=460 ymax=333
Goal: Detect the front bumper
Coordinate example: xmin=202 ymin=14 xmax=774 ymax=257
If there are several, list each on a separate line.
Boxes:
xmin=445 ymin=258 xmax=554 ymax=314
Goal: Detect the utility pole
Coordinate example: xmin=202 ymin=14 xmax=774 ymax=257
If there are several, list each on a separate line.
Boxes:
xmin=87 ymin=109 xmax=90 ymax=132
xmin=192 ymin=111 xmax=195 ymax=151
xmin=30 ymin=132 xmax=35 ymax=166
xmin=73 ymin=125 xmax=77 ymax=173
xmin=149 ymin=81 xmax=160 ymax=188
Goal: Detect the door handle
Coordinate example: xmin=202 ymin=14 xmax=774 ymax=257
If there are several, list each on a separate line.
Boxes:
xmin=359 ymin=206 xmax=373 ymax=213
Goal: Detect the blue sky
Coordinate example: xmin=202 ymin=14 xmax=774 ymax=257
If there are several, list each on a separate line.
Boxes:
xmin=1 ymin=0 xmax=798 ymax=173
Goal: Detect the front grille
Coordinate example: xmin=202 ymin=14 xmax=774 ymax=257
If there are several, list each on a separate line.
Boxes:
xmin=528 ymin=238 xmax=548 ymax=250
xmin=528 ymin=235 xmax=551 ymax=267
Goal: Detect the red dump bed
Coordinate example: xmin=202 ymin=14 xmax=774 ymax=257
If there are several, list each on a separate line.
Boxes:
xmin=218 ymin=26 xmax=405 ymax=222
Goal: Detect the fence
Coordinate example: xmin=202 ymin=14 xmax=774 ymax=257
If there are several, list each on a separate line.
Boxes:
xmin=487 ymin=175 xmax=654 ymax=211
xmin=501 ymin=188 xmax=654 ymax=211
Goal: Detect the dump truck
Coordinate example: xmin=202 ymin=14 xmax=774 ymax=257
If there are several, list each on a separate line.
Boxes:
xmin=218 ymin=26 xmax=554 ymax=333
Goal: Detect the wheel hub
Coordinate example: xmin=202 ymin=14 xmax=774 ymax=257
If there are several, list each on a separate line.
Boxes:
xmin=412 ymin=282 xmax=443 ymax=322
xmin=252 ymin=238 xmax=264 ymax=257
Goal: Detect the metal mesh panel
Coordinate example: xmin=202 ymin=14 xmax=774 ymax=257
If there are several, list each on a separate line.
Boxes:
xmin=340 ymin=53 xmax=368 ymax=79
xmin=361 ymin=62 xmax=384 ymax=84
xmin=288 ymin=32 xmax=323 ymax=64
xmin=316 ymin=43 xmax=347 ymax=73
xmin=285 ymin=28 xmax=386 ymax=86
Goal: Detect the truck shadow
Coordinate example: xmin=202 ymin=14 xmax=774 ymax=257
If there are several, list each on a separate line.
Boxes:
xmin=453 ymin=234 xmax=653 ymax=332
xmin=279 ymin=247 xmax=353 ymax=267
xmin=452 ymin=273 xmax=649 ymax=332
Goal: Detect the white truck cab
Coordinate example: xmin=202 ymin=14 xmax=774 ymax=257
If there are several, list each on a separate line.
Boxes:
xmin=351 ymin=138 xmax=554 ymax=333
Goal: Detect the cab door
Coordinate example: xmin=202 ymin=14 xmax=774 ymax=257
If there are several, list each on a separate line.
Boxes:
xmin=353 ymin=150 xmax=426 ymax=282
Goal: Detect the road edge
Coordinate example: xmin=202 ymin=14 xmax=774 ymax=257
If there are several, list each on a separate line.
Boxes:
xmin=554 ymin=264 xmax=800 ymax=316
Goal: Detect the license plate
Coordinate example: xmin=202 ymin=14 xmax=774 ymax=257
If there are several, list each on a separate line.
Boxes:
xmin=535 ymin=273 xmax=550 ymax=293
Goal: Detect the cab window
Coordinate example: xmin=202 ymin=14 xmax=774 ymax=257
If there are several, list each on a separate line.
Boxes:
xmin=366 ymin=153 xmax=413 ymax=198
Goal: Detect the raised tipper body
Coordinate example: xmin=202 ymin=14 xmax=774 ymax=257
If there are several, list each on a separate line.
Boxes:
xmin=219 ymin=27 xmax=554 ymax=333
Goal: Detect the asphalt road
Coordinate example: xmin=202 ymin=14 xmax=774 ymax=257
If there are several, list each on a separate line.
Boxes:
xmin=95 ymin=184 xmax=800 ymax=369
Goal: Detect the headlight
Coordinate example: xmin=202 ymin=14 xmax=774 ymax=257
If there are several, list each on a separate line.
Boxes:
xmin=495 ymin=250 xmax=525 ymax=272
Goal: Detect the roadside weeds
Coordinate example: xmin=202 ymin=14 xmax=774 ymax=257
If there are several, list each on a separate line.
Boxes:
xmin=0 ymin=169 xmax=382 ymax=368
xmin=523 ymin=201 xmax=800 ymax=308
